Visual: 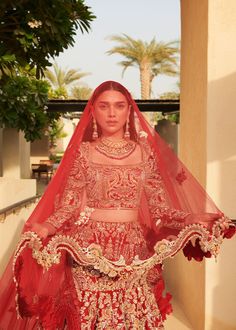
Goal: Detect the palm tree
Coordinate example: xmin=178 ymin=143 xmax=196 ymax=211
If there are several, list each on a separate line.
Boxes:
xmin=107 ymin=34 xmax=179 ymax=99
xmin=71 ymin=85 xmax=92 ymax=100
xmin=44 ymin=63 xmax=90 ymax=96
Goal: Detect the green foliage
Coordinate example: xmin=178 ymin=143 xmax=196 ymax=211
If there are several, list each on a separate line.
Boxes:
xmin=0 ymin=75 xmax=60 ymax=141
xmin=107 ymin=34 xmax=179 ymax=98
xmin=152 ymin=91 xmax=180 ymax=124
xmin=48 ymin=87 xmax=68 ymax=99
xmin=108 ymin=34 xmax=178 ymax=76
xmin=0 ymin=1 xmax=95 ymax=141
xmin=44 ymin=63 xmax=90 ymax=91
xmin=153 ymin=112 xmax=179 ymax=125
xmin=159 ymin=91 xmax=180 ymax=100
xmin=0 ymin=0 xmax=95 ymax=77
xmin=71 ymin=85 xmax=92 ymax=99
xmin=48 ymin=119 xmax=67 ymax=149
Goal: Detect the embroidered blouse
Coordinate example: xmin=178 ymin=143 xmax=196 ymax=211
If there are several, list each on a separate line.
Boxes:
xmin=46 ymin=141 xmax=190 ymax=229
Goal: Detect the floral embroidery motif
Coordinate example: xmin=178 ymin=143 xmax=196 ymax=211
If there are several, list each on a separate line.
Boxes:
xmin=15 ymin=216 xmax=232 ymax=276
xmin=73 ymin=220 xmax=151 ymax=263
xmin=45 ymin=144 xmax=88 ymax=229
xmin=176 ymin=168 xmax=187 ymax=185
xmin=13 ymin=139 xmax=235 ymax=328
xmin=142 ymin=140 xmax=191 ymax=228
xmin=75 ymin=206 xmax=95 ymax=226
xmin=72 ymin=263 xmax=163 ymax=329
xmin=70 ymin=220 xmax=163 ymax=329
xmin=45 ymin=140 xmax=191 ymax=230
xmin=85 ymin=163 xmax=145 ymax=209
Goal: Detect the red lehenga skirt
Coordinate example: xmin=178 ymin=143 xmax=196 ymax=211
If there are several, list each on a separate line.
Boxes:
xmin=58 ymin=220 xmax=173 ymax=330
xmin=0 ymin=220 xmax=172 ymax=330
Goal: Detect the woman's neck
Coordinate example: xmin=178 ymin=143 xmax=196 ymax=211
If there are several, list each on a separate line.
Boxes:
xmin=101 ymin=132 xmax=124 ymax=141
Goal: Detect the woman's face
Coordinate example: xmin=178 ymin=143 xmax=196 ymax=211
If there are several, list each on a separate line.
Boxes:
xmin=93 ymin=90 xmax=130 ymax=138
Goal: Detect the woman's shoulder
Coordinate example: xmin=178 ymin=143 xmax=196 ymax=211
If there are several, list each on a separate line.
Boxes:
xmin=76 ymin=141 xmax=90 ymax=162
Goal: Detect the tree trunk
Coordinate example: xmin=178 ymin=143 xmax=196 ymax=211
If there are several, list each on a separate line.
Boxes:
xmin=140 ymin=62 xmax=151 ymax=99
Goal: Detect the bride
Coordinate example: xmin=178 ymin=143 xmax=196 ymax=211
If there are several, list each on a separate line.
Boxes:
xmin=0 ymin=81 xmax=234 ymax=329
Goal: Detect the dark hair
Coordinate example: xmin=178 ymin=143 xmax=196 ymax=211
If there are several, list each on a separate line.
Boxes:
xmin=91 ymin=81 xmax=131 ymax=104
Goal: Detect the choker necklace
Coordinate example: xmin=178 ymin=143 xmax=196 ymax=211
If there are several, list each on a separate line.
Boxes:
xmin=95 ymin=137 xmax=136 ymax=160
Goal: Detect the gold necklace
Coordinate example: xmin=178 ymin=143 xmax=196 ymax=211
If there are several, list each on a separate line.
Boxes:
xmin=95 ymin=137 xmax=136 ymax=160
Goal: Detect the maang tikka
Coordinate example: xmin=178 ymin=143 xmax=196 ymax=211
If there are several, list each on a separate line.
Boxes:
xmin=92 ymin=117 xmax=98 ymax=140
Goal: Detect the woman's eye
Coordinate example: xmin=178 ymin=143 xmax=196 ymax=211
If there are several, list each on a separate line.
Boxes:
xmin=117 ymin=104 xmax=125 ymax=109
xmin=99 ymin=105 xmax=107 ymax=110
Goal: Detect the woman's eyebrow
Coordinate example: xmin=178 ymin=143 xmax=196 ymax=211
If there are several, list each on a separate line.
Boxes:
xmin=98 ymin=101 xmax=126 ymax=104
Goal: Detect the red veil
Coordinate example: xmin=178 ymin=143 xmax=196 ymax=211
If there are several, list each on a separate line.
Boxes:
xmin=0 ymin=81 xmax=235 ymax=329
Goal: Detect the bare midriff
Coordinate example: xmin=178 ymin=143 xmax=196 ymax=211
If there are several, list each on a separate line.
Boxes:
xmin=90 ymin=208 xmax=139 ymax=223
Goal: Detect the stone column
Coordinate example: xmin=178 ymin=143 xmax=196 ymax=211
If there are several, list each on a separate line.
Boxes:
xmin=164 ymin=2 xmax=208 ymax=330
xmin=205 ymin=1 xmax=236 ymax=329
xmin=164 ymin=1 xmax=236 ymax=329
xmin=0 ymin=128 xmax=3 ymax=177
xmin=2 ymin=128 xmax=21 ymax=178
xmin=0 ymin=128 xmax=36 ymax=208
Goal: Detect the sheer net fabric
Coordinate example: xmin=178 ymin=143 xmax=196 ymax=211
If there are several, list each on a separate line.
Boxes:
xmin=0 ymin=81 xmax=235 ymax=329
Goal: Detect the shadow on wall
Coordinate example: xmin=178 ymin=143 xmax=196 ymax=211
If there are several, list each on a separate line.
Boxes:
xmin=208 ymin=239 xmax=236 ymax=330
xmin=207 ymin=72 xmax=236 ymax=218
xmin=163 ymin=72 xmax=236 ymax=330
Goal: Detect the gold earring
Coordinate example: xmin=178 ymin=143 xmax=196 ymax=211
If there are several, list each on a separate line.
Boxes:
xmin=92 ymin=117 xmax=98 ymax=140
xmin=124 ymin=118 xmax=130 ymax=139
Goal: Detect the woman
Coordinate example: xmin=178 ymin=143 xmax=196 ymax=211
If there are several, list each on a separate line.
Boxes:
xmin=0 ymin=81 xmax=235 ymax=329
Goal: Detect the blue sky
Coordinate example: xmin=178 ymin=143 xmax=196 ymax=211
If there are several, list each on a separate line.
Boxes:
xmin=55 ymin=0 xmax=180 ymax=98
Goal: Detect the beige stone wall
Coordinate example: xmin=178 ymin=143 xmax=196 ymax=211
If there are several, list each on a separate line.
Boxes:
xmin=0 ymin=129 xmax=3 ymax=177
xmin=0 ymin=129 xmax=36 ymax=208
xmin=164 ymin=2 xmax=209 ymax=330
xmin=0 ymin=204 xmax=36 ymax=277
xmin=0 ymin=178 xmax=36 ymax=209
xmin=207 ymin=0 xmax=236 ymax=218
xmin=30 ymin=134 xmax=49 ymax=165
xmin=205 ymin=1 xmax=236 ymax=329
xmin=19 ymin=131 xmax=31 ymax=179
xmin=165 ymin=1 xmax=236 ymax=329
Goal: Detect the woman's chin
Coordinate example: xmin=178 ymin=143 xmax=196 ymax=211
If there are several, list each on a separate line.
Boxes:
xmin=101 ymin=127 xmax=124 ymax=136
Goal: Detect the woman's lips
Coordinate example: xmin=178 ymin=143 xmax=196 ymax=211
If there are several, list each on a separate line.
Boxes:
xmin=106 ymin=121 xmax=118 ymax=125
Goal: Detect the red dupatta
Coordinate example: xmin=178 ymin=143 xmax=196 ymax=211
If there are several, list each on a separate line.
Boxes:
xmin=0 ymin=81 xmax=235 ymax=329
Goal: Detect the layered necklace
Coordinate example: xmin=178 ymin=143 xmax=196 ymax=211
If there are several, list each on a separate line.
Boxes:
xmin=95 ymin=137 xmax=136 ymax=160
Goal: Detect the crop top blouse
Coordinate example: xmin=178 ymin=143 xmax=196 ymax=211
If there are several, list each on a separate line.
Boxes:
xmin=46 ymin=140 xmax=190 ymax=229
xmin=85 ymin=156 xmax=145 ymax=210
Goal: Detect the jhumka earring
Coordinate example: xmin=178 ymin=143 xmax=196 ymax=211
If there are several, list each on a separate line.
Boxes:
xmin=124 ymin=118 xmax=130 ymax=139
xmin=92 ymin=117 xmax=98 ymax=140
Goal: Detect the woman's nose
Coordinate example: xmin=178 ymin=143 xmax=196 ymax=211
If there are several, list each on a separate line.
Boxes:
xmin=108 ymin=106 xmax=116 ymax=117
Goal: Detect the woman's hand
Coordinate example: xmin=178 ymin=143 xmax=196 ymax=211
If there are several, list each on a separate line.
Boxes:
xmin=186 ymin=213 xmax=230 ymax=239
xmin=146 ymin=266 xmax=161 ymax=286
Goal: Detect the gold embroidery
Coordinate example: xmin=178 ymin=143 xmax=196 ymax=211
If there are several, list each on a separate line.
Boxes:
xmin=85 ymin=162 xmax=145 ymax=210
xmin=141 ymin=139 xmax=191 ymax=228
xmin=15 ymin=216 xmax=233 ymax=275
xmin=46 ymin=143 xmax=88 ymax=229
xmin=72 ymin=263 xmax=163 ymax=329
xmin=46 ymin=139 xmax=190 ymax=230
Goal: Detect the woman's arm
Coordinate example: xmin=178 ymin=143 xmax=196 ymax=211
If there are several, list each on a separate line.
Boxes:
xmin=27 ymin=145 xmax=88 ymax=240
xmin=45 ymin=144 xmax=88 ymax=231
xmin=143 ymin=143 xmax=191 ymax=229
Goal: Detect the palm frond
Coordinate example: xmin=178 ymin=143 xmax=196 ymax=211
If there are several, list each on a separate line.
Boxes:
xmin=106 ymin=34 xmax=180 ymax=98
